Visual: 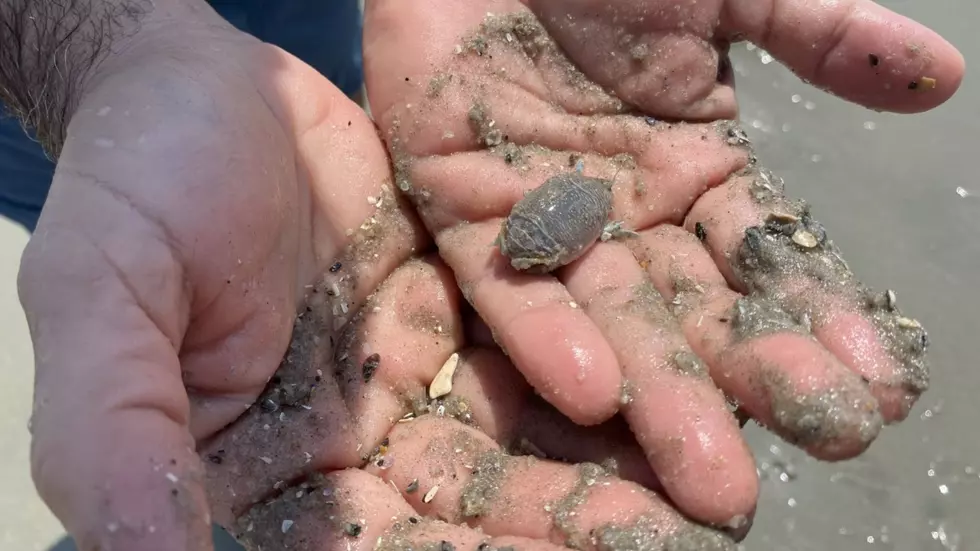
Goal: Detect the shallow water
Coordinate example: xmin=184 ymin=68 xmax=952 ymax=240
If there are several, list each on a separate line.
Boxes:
xmin=733 ymin=2 xmax=979 ymax=549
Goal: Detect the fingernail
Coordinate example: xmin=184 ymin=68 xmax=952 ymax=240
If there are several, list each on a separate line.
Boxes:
xmin=720 ymin=511 xmax=754 ymax=542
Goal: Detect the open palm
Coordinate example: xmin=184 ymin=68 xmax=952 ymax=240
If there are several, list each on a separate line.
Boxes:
xmin=363 ymin=0 xmax=963 ymax=529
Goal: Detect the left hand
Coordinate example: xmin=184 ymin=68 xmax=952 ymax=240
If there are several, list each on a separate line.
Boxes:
xmin=361 ymin=0 xmax=964 ymax=531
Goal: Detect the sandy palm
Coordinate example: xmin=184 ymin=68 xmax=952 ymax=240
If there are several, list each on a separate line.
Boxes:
xmin=362 ymin=0 xmax=964 ymax=529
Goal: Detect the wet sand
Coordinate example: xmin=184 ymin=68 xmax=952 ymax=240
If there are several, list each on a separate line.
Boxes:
xmin=733 ymin=1 xmax=978 ymax=548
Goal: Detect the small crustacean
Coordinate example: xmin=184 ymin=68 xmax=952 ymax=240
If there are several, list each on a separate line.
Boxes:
xmin=496 ymin=163 xmax=636 ymax=274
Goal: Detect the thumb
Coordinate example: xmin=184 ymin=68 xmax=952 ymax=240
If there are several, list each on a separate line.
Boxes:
xmin=720 ymin=0 xmax=965 ymax=113
xmin=20 ymin=198 xmax=212 ymax=549
xmin=526 ymin=0 xmax=964 ymax=117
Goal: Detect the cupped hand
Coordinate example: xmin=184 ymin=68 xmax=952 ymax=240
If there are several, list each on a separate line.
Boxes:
xmin=16 ymin=10 xmax=432 ymax=550
xmin=202 ymin=254 xmax=739 ymax=551
xmin=362 ymin=0 xmax=964 ymax=530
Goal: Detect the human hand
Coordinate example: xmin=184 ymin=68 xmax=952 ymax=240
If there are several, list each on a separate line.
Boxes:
xmin=16 ymin=6 xmax=435 ymax=550
xmin=362 ymin=0 xmax=964 ymax=531
xmin=16 ymin=5 xmax=728 ymax=549
xmin=202 ymin=254 xmax=740 ymax=551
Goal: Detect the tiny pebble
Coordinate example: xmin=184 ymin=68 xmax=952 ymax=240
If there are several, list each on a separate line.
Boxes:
xmin=281 ymin=520 xmax=294 ymax=533
xmin=423 ymin=485 xmax=440 ymax=503
xmin=165 ymin=472 xmax=179 ymax=483
xmin=259 ymin=456 xmax=273 ymax=464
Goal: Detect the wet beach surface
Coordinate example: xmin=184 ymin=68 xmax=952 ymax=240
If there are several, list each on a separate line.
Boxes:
xmin=733 ymin=1 xmax=978 ymax=549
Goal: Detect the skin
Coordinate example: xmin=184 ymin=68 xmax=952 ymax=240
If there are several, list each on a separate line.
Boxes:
xmin=11 ymin=0 xmax=963 ymax=550
xmin=364 ymin=0 xmax=964 ymax=529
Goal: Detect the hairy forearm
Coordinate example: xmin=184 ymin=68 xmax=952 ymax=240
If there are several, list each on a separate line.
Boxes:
xmin=0 ymin=0 xmax=156 ymax=159
xmin=0 ymin=0 xmax=205 ymax=159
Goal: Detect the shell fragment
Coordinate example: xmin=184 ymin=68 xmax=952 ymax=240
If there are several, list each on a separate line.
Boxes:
xmin=428 ymin=353 xmax=460 ymax=400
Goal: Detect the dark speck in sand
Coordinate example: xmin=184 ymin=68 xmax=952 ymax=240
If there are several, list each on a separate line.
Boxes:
xmin=362 ymin=353 xmax=381 ymax=383
xmin=695 ymin=222 xmax=707 ymax=241
xmin=344 ymin=522 xmax=363 ymax=537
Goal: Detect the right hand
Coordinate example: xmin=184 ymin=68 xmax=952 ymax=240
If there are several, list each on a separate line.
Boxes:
xmin=362 ymin=0 xmax=964 ymax=531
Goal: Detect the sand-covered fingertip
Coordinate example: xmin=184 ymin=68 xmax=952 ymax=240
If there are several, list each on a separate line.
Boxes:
xmin=686 ymin=167 xmax=932 ymax=423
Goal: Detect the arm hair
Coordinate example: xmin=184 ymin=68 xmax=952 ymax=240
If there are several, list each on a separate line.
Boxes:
xmin=0 ymin=0 xmax=149 ymax=159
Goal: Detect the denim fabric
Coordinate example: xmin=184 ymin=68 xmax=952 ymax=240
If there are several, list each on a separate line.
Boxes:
xmin=0 ymin=0 xmax=363 ymax=231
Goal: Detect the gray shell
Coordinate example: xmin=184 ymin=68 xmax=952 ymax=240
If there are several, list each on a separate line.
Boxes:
xmin=497 ymin=172 xmax=614 ymax=273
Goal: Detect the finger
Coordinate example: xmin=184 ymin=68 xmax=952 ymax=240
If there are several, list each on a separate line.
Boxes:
xmin=365 ymin=415 xmax=738 ymax=550
xmin=20 ymin=219 xmax=211 ymax=548
xmin=558 ymin=239 xmax=759 ymax=527
xmin=721 ymin=0 xmax=965 ymax=113
xmin=633 ymin=224 xmax=883 ymax=460
xmin=202 ymin=255 xmax=464 ymax=523
xmin=686 ymin=168 xmax=928 ymax=424
xmin=435 ymin=221 xmax=624 ymax=425
xmin=234 ymin=468 xmax=564 ymax=551
xmin=438 ymin=346 xmax=661 ymax=491
xmin=404 ymin=120 xmax=749 ymax=232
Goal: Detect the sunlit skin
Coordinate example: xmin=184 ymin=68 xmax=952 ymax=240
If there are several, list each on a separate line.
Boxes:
xmin=16 ymin=0 xmax=963 ymax=550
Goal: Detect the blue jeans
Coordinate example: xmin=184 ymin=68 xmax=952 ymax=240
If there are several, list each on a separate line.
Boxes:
xmin=0 ymin=0 xmax=364 ymax=232
xmin=0 ymin=2 xmax=363 ymax=550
